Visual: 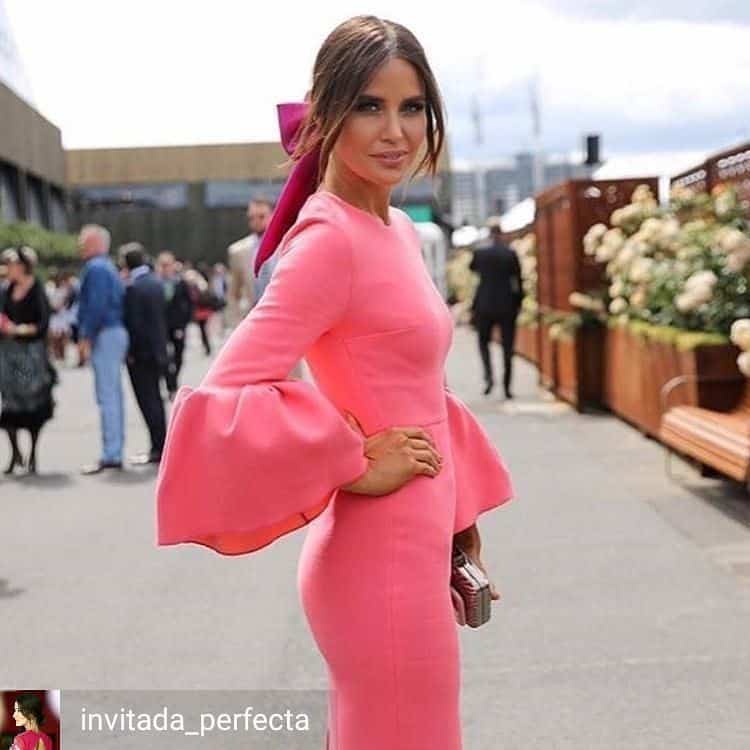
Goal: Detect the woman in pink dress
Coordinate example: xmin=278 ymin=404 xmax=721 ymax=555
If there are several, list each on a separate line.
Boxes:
xmin=11 ymin=695 xmax=53 ymax=750
xmin=156 ymin=14 xmax=515 ymax=749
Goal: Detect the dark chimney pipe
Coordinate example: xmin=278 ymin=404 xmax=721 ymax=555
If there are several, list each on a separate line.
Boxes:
xmin=583 ymin=134 xmax=601 ymax=166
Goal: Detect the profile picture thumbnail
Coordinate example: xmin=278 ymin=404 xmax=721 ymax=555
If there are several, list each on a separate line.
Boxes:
xmin=0 ymin=692 xmax=60 ymax=750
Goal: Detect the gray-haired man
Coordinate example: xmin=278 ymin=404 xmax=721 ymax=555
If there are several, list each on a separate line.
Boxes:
xmin=77 ymin=224 xmax=130 ymax=474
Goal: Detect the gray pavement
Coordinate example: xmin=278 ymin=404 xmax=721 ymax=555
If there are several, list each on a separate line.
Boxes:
xmin=2 ymin=319 xmax=749 ymax=749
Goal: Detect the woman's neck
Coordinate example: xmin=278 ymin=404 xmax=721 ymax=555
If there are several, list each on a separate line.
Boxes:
xmin=320 ymin=162 xmax=391 ymax=224
xmin=12 ymin=275 xmax=34 ymax=294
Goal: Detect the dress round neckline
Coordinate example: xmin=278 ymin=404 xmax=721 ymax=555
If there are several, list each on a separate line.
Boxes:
xmin=315 ymin=188 xmax=394 ymax=228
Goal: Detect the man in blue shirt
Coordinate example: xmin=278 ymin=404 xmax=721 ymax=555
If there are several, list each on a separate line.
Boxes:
xmin=76 ymin=224 xmax=130 ymax=474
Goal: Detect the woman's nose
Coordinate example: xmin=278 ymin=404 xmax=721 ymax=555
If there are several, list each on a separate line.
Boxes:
xmin=381 ymin=109 xmax=405 ymax=140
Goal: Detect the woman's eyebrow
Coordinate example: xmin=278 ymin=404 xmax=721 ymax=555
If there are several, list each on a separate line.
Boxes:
xmin=357 ymin=94 xmax=426 ymax=103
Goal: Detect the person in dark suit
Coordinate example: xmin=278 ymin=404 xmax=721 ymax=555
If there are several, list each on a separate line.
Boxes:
xmin=469 ymin=220 xmax=523 ymax=398
xmin=156 ymin=251 xmax=194 ymax=400
xmin=121 ymin=243 xmax=168 ymax=464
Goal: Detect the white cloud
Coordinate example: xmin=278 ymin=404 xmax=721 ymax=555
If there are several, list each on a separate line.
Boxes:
xmin=5 ymin=0 xmax=749 ymax=160
xmin=531 ymin=0 xmax=750 ymax=24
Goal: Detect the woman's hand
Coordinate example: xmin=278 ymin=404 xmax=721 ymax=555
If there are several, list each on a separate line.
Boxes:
xmin=340 ymin=412 xmax=443 ymax=496
xmin=0 ymin=320 xmax=37 ymax=337
xmin=78 ymin=338 xmax=91 ymax=364
xmin=454 ymin=523 xmax=501 ymax=602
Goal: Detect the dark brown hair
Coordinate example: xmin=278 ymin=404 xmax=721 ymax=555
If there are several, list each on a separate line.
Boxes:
xmin=15 ymin=693 xmax=45 ymax=727
xmin=283 ymin=15 xmax=446 ymax=186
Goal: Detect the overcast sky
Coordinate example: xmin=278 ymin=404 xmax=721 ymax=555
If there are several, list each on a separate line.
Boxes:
xmin=4 ymin=0 xmax=750 ymax=165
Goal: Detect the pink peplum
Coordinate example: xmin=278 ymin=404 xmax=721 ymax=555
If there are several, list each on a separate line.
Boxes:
xmin=155 ymin=188 xmax=515 ymax=749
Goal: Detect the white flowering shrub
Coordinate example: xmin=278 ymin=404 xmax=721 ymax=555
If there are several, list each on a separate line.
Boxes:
xmin=580 ymin=183 xmax=750 ymax=336
xmin=510 ymin=232 xmax=538 ymax=325
xmin=730 ymin=319 xmax=750 ymax=376
xmin=445 ymin=248 xmax=479 ymax=323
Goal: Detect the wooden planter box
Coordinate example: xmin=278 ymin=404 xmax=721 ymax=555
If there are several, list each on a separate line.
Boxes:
xmin=603 ymin=324 xmax=743 ymax=437
xmin=515 ymin=323 xmax=539 ymax=364
xmin=534 ymin=177 xmax=660 ymax=312
xmin=603 ymin=324 xmax=642 ymax=424
xmin=672 ymin=139 xmax=750 ymax=218
xmin=538 ymin=320 xmax=605 ymax=411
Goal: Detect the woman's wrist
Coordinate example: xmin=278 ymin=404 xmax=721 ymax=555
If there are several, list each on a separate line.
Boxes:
xmin=454 ymin=522 xmax=480 ymax=553
xmin=340 ymin=458 xmax=372 ymax=494
xmin=13 ymin=323 xmax=35 ymax=337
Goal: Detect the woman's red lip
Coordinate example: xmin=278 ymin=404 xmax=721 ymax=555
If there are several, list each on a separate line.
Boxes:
xmin=372 ymin=152 xmax=408 ymax=157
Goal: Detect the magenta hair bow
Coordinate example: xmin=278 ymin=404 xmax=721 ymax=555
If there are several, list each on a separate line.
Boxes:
xmin=253 ymin=101 xmax=321 ymax=276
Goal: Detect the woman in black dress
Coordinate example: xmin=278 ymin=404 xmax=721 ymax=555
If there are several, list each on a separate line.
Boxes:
xmin=0 ymin=246 xmax=58 ymax=474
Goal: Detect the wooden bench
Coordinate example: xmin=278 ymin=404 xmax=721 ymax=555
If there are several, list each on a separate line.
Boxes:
xmin=660 ymin=375 xmax=750 ymax=486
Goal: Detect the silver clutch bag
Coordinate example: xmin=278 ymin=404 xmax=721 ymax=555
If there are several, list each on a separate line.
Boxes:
xmin=450 ymin=543 xmax=492 ymax=628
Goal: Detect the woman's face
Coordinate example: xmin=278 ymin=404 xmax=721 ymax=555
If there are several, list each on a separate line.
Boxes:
xmin=331 ymin=56 xmax=427 ymax=188
xmin=6 ymin=260 xmax=25 ymax=283
xmin=12 ymin=703 xmax=29 ymax=727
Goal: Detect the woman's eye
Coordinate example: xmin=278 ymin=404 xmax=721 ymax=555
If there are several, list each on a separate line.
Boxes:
xmin=355 ymin=102 xmax=425 ymax=113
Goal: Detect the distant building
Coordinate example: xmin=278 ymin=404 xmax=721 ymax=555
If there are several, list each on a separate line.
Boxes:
xmin=0 ymin=2 xmax=67 ymax=230
xmin=66 ymin=143 xmax=452 ymax=263
xmin=451 ymin=151 xmax=589 ymax=226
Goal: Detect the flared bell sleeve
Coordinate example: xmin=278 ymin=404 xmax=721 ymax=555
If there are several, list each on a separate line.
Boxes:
xmin=445 ymin=386 xmax=516 ymax=534
xmin=155 ymin=217 xmax=369 ymax=555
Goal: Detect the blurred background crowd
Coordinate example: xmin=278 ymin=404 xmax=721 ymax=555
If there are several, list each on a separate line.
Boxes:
xmin=1 ymin=0 xmax=749 ymax=491
xmin=0 ymin=198 xmax=278 ymax=476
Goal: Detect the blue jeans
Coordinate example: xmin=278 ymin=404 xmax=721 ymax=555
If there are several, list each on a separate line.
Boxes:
xmin=91 ymin=325 xmax=129 ymax=463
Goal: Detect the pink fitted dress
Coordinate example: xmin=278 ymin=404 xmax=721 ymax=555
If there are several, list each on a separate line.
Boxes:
xmin=156 ymin=188 xmax=515 ymax=749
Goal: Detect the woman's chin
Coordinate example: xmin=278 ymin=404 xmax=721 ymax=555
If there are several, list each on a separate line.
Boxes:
xmin=369 ymin=170 xmax=409 ymax=189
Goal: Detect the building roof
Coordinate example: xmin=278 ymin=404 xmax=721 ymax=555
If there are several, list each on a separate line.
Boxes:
xmin=592 ymin=150 xmax=711 ymax=181
xmin=66 ymin=142 xmax=290 ymax=186
xmin=0 ymin=81 xmax=65 ymax=185
xmin=67 ymin=138 xmax=453 ymax=187
xmin=500 ymin=196 xmax=535 ymax=233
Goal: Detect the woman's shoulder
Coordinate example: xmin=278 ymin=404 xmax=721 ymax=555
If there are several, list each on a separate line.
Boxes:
xmin=32 ymin=277 xmax=48 ymax=299
xmin=294 ymin=191 xmax=353 ymax=234
xmin=389 ymin=205 xmax=418 ymax=234
xmin=386 ymin=205 xmax=425 ymax=259
xmin=278 ymin=192 xmax=355 ymax=262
